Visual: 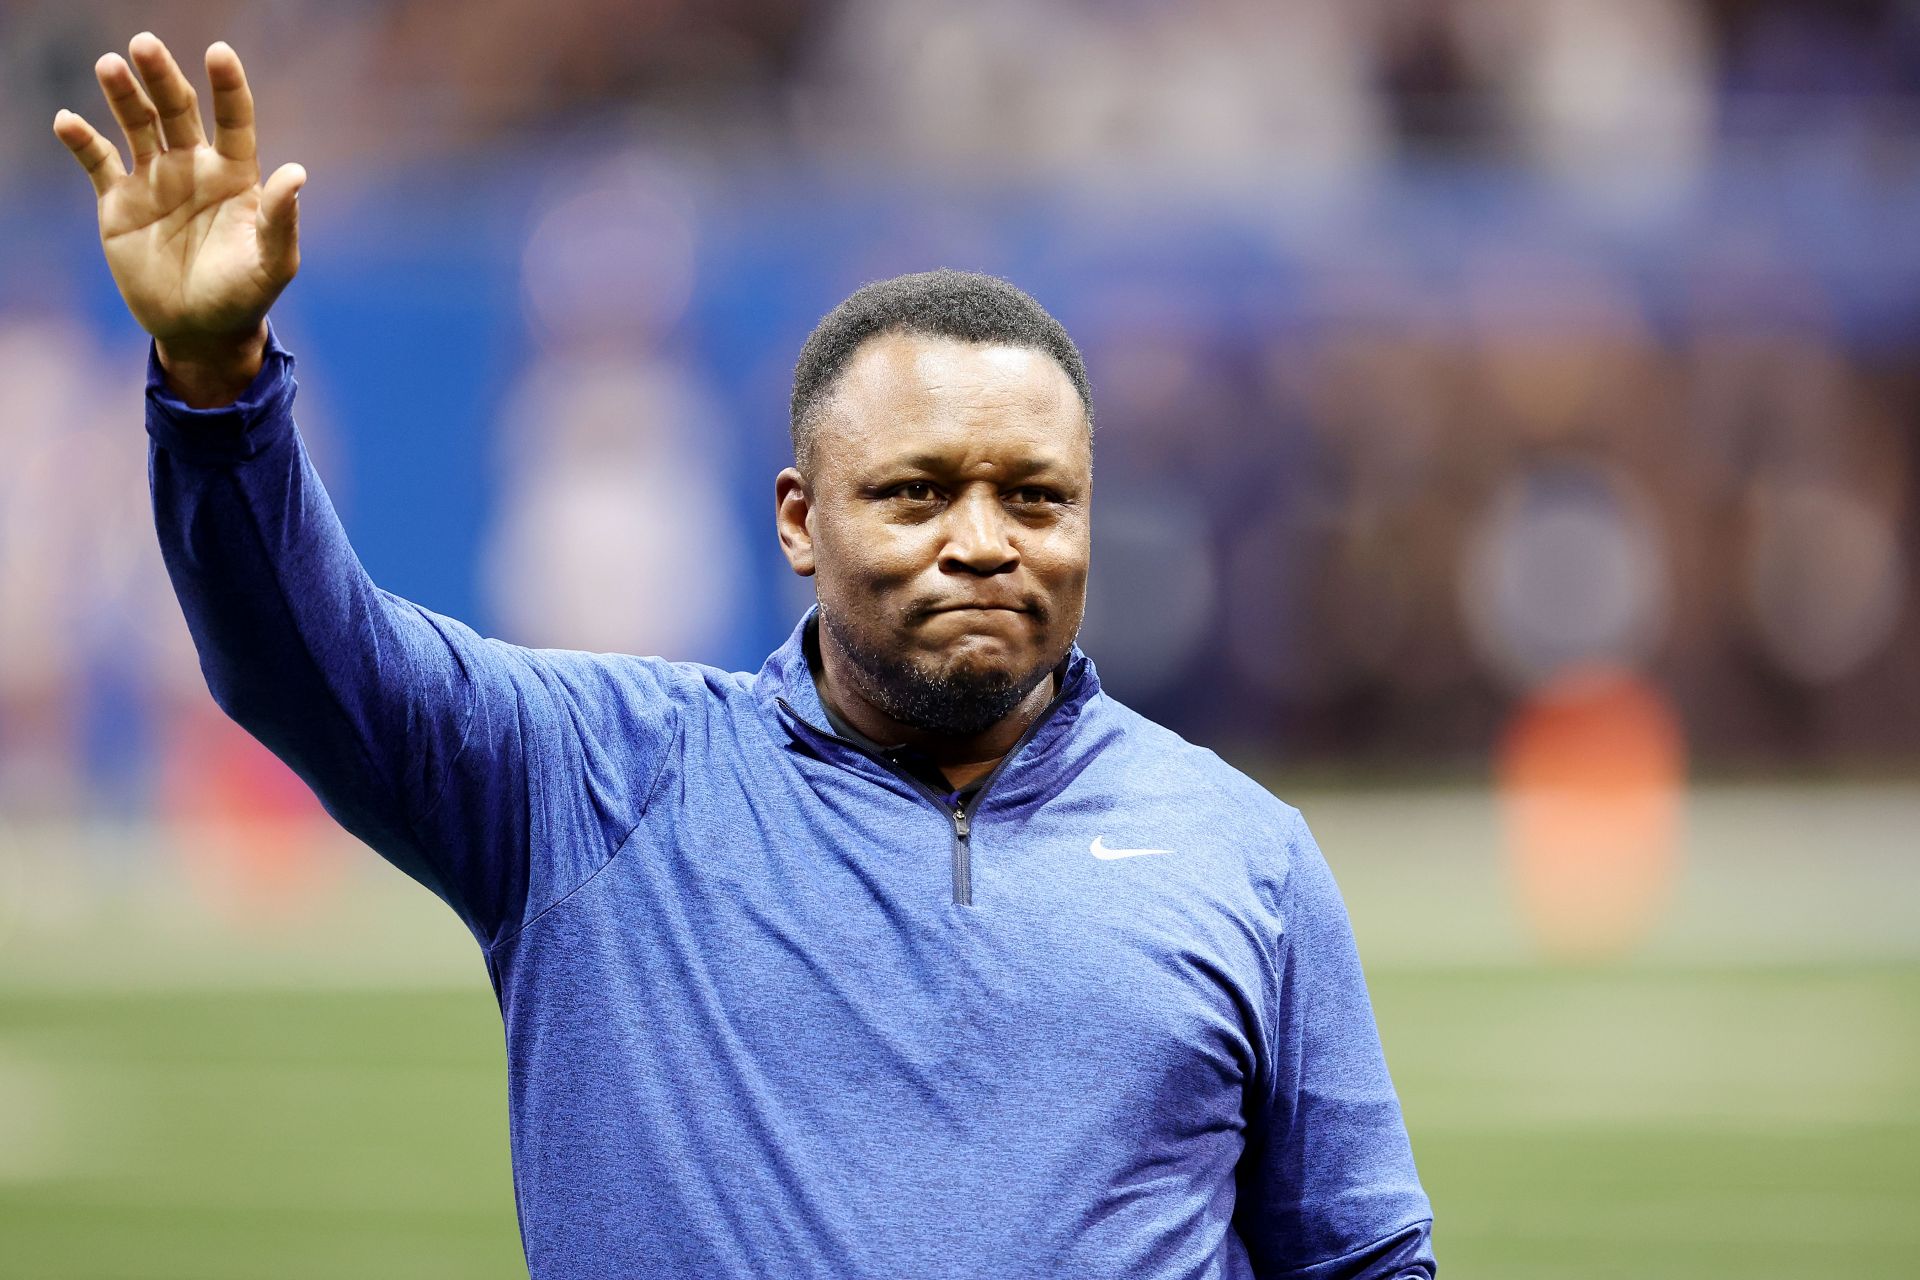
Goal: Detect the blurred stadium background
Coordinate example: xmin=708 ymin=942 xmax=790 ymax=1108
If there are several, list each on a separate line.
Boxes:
xmin=2 ymin=1 xmax=1917 ymax=1276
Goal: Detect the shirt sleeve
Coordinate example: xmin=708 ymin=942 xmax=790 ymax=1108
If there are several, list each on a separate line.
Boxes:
xmin=146 ymin=326 xmax=683 ymax=951
xmin=1233 ymin=811 xmax=1436 ymax=1279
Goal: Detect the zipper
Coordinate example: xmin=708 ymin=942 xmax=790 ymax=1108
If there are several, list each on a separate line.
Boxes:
xmin=776 ymin=680 xmax=1073 ymax=907
xmin=950 ymin=806 xmax=971 ymax=906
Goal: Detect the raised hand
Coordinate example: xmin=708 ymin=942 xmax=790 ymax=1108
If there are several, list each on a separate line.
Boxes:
xmin=53 ymin=33 xmax=306 ymax=406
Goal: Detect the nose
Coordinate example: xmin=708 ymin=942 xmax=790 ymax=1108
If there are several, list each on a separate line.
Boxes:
xmin=939 ymin=486 xmax=1018 ymax=576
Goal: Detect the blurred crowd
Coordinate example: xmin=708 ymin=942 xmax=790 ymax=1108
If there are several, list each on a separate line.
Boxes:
xmin=0 ymin=0 xmax=1915 ymax=823
xmin=6 ymin=1 xmax=1920 ymax=180
xmin=1070 ymin=238 xmax=1915 ymax=763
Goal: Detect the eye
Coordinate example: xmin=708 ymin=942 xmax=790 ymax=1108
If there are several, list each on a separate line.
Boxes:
xmin=893 ymin=481 xmax=939 ymax=503
xmin=1007 ymin=486 xmax=1061 ymax=506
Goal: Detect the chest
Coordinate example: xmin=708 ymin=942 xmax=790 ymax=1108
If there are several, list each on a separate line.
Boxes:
xmin=500 ymin=750 xmax=1281 ymax=1141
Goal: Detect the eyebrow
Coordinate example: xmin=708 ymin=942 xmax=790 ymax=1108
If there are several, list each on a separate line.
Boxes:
xmin=880 ymin=452 xmax=1073 ymax=480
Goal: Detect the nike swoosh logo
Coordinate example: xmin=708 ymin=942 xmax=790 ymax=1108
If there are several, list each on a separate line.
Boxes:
xmin=1090 ymin=836 xmax=1170 ymax=860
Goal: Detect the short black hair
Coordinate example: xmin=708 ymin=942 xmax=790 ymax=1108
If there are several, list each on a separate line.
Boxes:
xmin=789 ymin=269 xmax=1093 ymax=474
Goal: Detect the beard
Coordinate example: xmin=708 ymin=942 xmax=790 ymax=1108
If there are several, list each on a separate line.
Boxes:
xmin=818 ymin=601 xmax=1063 ymax=738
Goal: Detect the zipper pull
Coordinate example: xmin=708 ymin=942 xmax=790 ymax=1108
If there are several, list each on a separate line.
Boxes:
xmin=953 ymin=808 xmax=970 ymax=839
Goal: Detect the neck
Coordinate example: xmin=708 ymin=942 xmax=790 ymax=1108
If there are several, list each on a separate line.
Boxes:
xmin=812 ymin=625 xmax=1059 ymax=791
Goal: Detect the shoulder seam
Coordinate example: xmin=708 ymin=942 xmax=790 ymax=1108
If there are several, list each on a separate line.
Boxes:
xmin=484 ymin=695 xmax=686 ymax=956
xmin=401 ymin=599 xmax=488 ymax=830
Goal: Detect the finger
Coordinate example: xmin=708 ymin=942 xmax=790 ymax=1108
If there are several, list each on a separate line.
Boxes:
xmin=95 ymin=52 xmax=163 ymax=165
xmin=258 ymin=162 xmax=307 ymax=283
xmin=129 ymin=31 xmax=207 ymax=152
xmin=52 ymin=109 xmax=128 ymax=196
xmin=205 ymin=41 xmax=255 ymax=162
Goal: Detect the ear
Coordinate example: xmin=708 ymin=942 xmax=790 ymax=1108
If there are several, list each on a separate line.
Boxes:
xmin=774 ymin=467 xmax=816 ymax=576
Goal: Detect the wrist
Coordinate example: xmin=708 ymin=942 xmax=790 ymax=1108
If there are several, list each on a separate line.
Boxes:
xmin=155 ymin=322 xmax=270 ymax=409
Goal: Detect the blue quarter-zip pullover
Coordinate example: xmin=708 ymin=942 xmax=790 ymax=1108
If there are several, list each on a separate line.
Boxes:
xmin=146 ymin=328 xmax=1435 ymax=1279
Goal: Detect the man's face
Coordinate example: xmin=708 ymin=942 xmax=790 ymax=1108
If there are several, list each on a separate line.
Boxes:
xmin=776 ymin=331 xmax=1092 ymax=736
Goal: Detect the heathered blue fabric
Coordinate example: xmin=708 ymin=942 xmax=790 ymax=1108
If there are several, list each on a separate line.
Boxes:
xmin=145 ymin=328 xmax=1436 ymax=1279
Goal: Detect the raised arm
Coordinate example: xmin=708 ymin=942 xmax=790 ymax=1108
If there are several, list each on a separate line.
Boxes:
xmin=53 ymin=36 xmax=680 ymax=950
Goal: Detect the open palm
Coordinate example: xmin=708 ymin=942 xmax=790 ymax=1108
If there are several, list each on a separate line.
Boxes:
xmin=53 ymin=33 xmax=305 ymax=352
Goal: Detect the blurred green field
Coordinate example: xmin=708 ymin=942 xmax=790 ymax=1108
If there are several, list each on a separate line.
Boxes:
xmin=3 ymin=784 xmax=1917 ymax=1278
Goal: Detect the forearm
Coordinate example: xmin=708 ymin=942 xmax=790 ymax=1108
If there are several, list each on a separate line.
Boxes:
xmin=147 ymin=328 xmax=474 ymax=888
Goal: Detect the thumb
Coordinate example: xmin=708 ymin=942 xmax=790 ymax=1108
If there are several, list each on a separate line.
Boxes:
xmin=258 ymin=162 xmax=306 ymax=284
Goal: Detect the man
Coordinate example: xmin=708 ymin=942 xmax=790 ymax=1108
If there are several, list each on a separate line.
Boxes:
xmin=55 ymin=33 xmax=1435 ymax=1280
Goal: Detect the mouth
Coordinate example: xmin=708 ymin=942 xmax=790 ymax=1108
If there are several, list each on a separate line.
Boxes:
xmin=923 ymin=603 xmax=1030 ymax=616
